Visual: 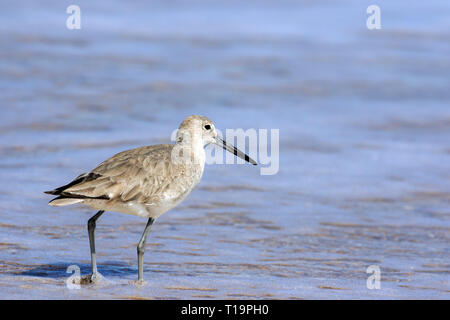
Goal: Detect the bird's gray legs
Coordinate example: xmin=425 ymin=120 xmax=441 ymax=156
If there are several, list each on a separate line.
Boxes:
xmin=86 ymin=212 xmax=153 ymax=284
xmin=137 ymin=217 xmax=154 ymax=282
xmin=87 ymin=210 xmax=104 ymax=281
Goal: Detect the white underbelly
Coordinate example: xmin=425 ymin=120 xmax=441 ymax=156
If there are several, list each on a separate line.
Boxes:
xmin=83 ymin=180 xmax=199 ymax=219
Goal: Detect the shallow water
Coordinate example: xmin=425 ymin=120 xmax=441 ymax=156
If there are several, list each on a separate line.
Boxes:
xmin=0 ymin=0 xmax=449 ymax=299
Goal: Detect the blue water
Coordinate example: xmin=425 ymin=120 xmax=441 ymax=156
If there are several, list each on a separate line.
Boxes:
xmin=0 ymin=0 xmax=449 ymax=299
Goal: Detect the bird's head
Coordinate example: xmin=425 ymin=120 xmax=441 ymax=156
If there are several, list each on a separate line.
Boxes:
xmin=176 ymin=115 xmax=256 ymax=165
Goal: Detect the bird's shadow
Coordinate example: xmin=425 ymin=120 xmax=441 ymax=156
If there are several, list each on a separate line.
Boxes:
xmin=17 ymin=261 xmax=136 ymax=279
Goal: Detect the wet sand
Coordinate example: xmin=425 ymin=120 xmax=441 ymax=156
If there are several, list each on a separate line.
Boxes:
xmin=0 ymin=0 xmax=449 ymax=299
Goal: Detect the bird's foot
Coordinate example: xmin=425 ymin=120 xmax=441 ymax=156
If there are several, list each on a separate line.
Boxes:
xmin=132 ymin=278 xmax=147 ymax=286
xmin=79 ymin=272 xmax=104 ymax=285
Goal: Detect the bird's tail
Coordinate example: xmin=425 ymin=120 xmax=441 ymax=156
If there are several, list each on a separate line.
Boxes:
xmin=44 ymin=172 xmax=101 ymax=206
xmin=48 ymin=196 xmax=84 ymax=207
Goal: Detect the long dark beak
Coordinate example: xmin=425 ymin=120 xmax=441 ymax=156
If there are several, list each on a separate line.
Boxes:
xmin=214 ymin=137 xmax=257 ymax=165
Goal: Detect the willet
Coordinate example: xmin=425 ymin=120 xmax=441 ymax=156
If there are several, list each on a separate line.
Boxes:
xmin=45 ymin=115 xmax=257 ymax=283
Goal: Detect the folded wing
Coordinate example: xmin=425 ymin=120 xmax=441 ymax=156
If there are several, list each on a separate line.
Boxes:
xmin=45 ymin=144 xmax=180 ymax=206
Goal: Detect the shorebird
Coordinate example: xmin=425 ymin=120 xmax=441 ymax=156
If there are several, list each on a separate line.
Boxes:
xmin=45 ymin=115 xmax=256 ymax=283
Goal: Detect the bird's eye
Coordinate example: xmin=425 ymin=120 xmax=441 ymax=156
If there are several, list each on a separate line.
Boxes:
xmin=204 ymin=124 xmax=211 ymax=130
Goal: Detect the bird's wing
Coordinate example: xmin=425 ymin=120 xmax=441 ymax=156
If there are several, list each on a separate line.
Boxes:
xmin=51 ymin=144 xmax=185 ymax=203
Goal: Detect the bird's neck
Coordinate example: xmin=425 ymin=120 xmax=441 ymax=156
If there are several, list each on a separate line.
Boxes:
xmin=173 ymin=136 xmax=205 ymax=167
